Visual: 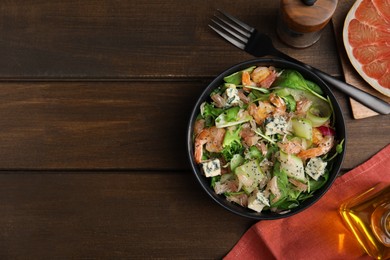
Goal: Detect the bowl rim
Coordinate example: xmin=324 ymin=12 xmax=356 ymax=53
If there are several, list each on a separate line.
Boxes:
xmin=187 ymin=58 xmax=347 ymax=220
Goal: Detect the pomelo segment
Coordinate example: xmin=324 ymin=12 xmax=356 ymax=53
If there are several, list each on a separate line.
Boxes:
xmin=348 ymin=19 xmax=390 ymax=48
xmin=356 ymin=0 xmax=390 ymax=31
xmin=362 ymin=59 xmax=389 ymax=80
xmin=379 ymin=73 xmax=390 ymax=90
xmin=372 ymin=0 xmax=390 ymax=24
xmin=352 ymin=45 xmax=390 ymax=65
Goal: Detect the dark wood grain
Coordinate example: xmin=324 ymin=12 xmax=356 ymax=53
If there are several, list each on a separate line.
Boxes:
xmin=0 ymin=172 xmax=254 ymax=259
xmin=0 ymin=0 xmax=340 ymax=80
xmin=0 ymin=81 xmax=204 ymax=169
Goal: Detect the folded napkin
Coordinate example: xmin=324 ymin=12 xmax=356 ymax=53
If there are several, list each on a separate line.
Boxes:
xmin=225 ymin=144 xmax=390 ymax=260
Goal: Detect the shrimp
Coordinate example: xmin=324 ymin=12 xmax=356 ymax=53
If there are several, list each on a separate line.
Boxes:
xmin=214 ymin=179 xmax=239 ymax=194
xmin=193 ymin=119 xmax=205 ymax=136
xmin=278 ymin=139 xmax=303 ymax=154
xmin=296 ymin=98 xmax=312 ymax=115
xmin=248 ymin=102 xmax=274 ymax=125
xmin=251 ymin=66 xmax=278 ymax=88
xmin=259 ymin=70 xmax=277 ymax=88
xmin=297 ymin=135 xmax=334 ymax=160
xmin=227 ymin=193 xmax=248 ymax=207
xmin=267 ymin=176 xmax=281 ymax=203
xmin=251 ymin=67 xmax=271 ymax=84
xmin=242 ymin=71 xmax=256 ymax=92
xmin=240 ymin=123 xmax=259 ymax=146
xmin=237 ymin=89 xmax=250 ymax=104
xmin=256 ymin=142 xmax=268 ymax=157
xmin=211 ymin=93 xmax=226 ymax=108
xmin=269 ymin=93 xmax=286 ymax=115
xmin=194 ymin=126 xmax=226 ymax=163
xmin=289 ymin=178 xmax=308 ymax=192
xmin=312 ymin=127 xmax=323 ymax=145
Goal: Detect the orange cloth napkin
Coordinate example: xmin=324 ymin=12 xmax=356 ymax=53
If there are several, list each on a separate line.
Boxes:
xmin=225 ymin=144 xmax=390 ymax=260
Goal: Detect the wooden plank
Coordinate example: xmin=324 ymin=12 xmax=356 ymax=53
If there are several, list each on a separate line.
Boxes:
xmin=0 ymin=0 xmax=340 ymax=79
xmin=0 ymin=82 xmax=387 ymax=170
xmin=0 ymin=81 xmax=204 ymax=169
xmin=0 ymin=171 xmax=254 ymax=259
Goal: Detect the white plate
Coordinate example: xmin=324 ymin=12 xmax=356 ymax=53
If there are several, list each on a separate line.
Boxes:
xmin=343 ymin=0 xmax=390 ymax=97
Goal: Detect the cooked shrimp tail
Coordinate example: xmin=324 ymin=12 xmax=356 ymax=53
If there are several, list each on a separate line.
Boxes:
xmin=194 ymin=126 xmax=226 ymax=163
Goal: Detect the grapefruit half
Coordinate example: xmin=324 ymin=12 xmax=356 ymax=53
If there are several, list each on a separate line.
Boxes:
xmin=343 ymin=0 xmax=390 ymax=97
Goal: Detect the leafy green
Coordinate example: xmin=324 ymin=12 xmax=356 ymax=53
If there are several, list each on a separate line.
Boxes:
xmin=276 ymin=70 xmax=303 ymax=87
xmin=238 ymin=84 xmax=270 ymax=93
xmin=265 ymin=144 xmax=278 ymax=159
xmin=309 ymin=171 xmax=329 ymax=192
xmin=210 ymin=86 xmax=224 ymax=96
xmin=215 ymin=108 xmax=252 ymax=128
xmin=201 ymin=102 xmax=223 ymax=127
xmin=336 ymin=139 xmax=344 ymax=153
xmin=325 ymin=139 xmax=345 ymax=162
xmin=283 ymin=95 xmax=296 ymax=112
xmin=305 ymin=79 xmax=324 ymax=95
xmin=210 ymin=175 xmax=221 ymax=188
xmin=248 ymin=146 xmax=263 ymax=160
xmin=276 ymin=70 xmax=327 ymax=101
xmin=225 ymin=106 xmax=240 ymax=122
xmin=230 ymin=154 xmax=244 ymax=171
xmin=221 ymin=125 xmax=244 ymax=161
xmin=249 ymin=91 xmax=270 ymax=102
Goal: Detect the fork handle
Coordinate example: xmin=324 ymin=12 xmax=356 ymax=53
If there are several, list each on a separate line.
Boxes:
xmin=276 ymin=52 xmax=390 ymax=115
xmin=312 ymin=69 xmax=390 ymax=115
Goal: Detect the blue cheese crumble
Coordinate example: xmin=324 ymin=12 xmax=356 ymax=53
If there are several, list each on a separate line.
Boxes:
xmin=305 ymin=157 xmax=327 ymax=180
xmin=265 ymin=116 xmax=290 ymax=135
xmin=225 ymin=86 xmax=240 ymax=106
xmin=248 ymin=189 xmax=270 ymax=212
xmin=201 ymin=158 xmax=221 ymax=177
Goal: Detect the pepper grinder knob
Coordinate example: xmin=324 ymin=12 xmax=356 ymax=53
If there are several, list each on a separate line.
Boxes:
xmin=277 ymin=0 xmax=338 ymax=48
xmin=301 ymin=0 xmax=317 ymax=5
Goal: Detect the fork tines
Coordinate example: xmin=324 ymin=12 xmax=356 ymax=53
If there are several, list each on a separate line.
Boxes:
xmin=209 ymin=10 xmax=255 ymax=50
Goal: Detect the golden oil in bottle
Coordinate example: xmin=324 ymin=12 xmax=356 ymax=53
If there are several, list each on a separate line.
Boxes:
xmin=340 ymin=183 xmax=390 ymax=259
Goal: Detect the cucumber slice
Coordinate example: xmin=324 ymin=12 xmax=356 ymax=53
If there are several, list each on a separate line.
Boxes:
xmin=273 ymin=88 xmax=330 ymax=108
xmin=292 ymin=118 xmax=312 ymax=140
xmin=279 ymin=151 xmax=306 ymax=182
xmin=306 ymin=104 xmax=331 ymax=127
xmin=235 ymin=160 xmax=265 ymax=190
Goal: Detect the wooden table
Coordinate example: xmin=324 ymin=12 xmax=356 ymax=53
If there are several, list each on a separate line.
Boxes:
xmin=0 ymin=1 xmax=388 ymax=258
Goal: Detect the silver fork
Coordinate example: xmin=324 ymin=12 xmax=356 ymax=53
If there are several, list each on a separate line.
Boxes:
xmin=209 ymin=10 xmax=390 ymax=115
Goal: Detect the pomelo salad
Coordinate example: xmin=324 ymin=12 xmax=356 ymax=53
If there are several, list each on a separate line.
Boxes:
xmin=192 ymin=66 xmax=344 ymax=214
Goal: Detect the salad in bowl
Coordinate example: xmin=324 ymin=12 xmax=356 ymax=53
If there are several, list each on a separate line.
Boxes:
xmin=187 ymin=59 xmax=346 ymax=219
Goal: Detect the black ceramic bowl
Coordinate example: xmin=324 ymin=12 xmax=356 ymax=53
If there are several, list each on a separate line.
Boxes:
xmin=187 ymin=58 xmax=346 ymax=220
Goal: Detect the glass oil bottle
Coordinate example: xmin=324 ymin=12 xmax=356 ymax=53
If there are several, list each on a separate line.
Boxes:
xmin=340 ymin=183 xmax=390 ymax=259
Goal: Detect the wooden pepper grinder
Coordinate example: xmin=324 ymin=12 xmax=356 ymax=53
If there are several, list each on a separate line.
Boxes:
xmin=277 ymin=0 xmax=338 ymax=48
